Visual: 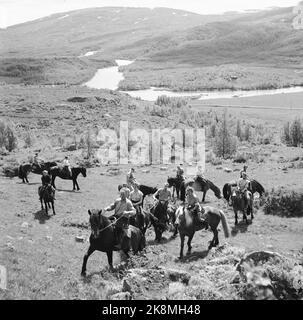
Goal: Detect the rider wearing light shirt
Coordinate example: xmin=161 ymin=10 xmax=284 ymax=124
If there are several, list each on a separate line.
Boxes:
xmin=105 ymin=188 xmax=136 ymax=250
xmin=130 ymin=183 xmax=143 ymax=213
xmin=237 ymin=172 xmax=251 ymax=206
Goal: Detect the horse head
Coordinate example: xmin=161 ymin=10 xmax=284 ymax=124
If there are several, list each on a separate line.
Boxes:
xmin=88 ymin=209 xmax=103 ymax=239
xmin=80 ymin=167 xmax=87 ymax=177
xmin=167 ymin=176 xmax=175 ymax=187
xmin=231 ymin=186 xmax=240 ymax=200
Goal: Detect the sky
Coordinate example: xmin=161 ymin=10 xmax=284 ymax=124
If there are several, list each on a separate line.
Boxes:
xmin=0 ymin=0 xmax=301 ymax=28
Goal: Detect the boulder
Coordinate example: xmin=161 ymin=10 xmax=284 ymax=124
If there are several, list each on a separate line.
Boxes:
xmin=110 ymin=292 xmax=132 ymax=300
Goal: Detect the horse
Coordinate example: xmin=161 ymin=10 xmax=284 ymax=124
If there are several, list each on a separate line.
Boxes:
xmin=167 ymin=176 xmax=185 ymax=199
xmin=223 ymin=179 xmax=265 ymax=204
xmin=81 ymin=209 xmax=145 ymax=276
xmin=18 ymin=161 xmax=57 ymax=183
xmin=176 ymin=205 xmax=230 ymax=259
xmin=38 ymin=184 xmax=56 ymax=215
xmin=150 ymin=200 xmax=171 ymax=242
xmin=129 ymin=203 xmax=151 ymax=235
xmin=183 ymin=176 xmax=222 ymax=203
xmin=230 ymin=186 xmax=254 ymax=225
xmin=49 ymin=166 xmax=86 ymax=190
xmin=139 ymin=184 xmax=158 ymax=201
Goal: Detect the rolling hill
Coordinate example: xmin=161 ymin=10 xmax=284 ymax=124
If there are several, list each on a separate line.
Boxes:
xmin=0 ymin=6 xmax=303 ymax=88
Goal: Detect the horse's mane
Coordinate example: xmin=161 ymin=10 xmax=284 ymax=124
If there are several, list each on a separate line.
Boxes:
xmin=195 ymin=176 xmax=221 ymax=199
xmin=251 ymin=179 xmax=265 ymax=195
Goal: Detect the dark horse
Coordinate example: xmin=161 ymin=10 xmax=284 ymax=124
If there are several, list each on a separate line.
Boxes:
xmin=150 ymin=200 xmax=170 ymax=242
xmin=18 ymin=162 xmax=57 ymax=183
xmin=167 ymin=176 xmax=185 ymax=200
xmin=38 ymin=184 xmax=56 ymax=215
xmin=223 ymin=179 xmax=265 ymax=205
xmin=139 ymin=184 xmax=158 ymax=201
xmin=49 ymin=166 xmax=86 ymax=190
xmin=81 ymin=209 xmax=145 ymax=276
xmin=230 ymin=186 xmax=254 ymax=225
xmin=176 ymin=205 xmax=230 ymax=259
xmin=182 ymin=176 xmax=222 ymax=203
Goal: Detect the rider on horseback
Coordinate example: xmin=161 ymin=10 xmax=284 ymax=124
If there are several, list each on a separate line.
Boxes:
xmin=130 ymin=183 xmax=143 ymax=214
xmin=126 ymin=168 xmax=136 ymax=191
xmin=40 ymin=170 xmax=56 ymax=200
xmin=175 ymin=187 xmax=208 ymax=230
xmin=153 ymin=183 xmax=172 ymax=213
xmin=237 ymin=172 xmax=251 ymax=206
xmin=104 ymin=188 xmax=136 ymax=250
xmin=63 ymin=156 xmax=72 ymax=178
xmin=176 ymin=165 xmax=185 ymax=180
xmin=240 ymin=165 xmax=248 ymax=179
xmin=33 ymin=152 xmax=43 ymax=170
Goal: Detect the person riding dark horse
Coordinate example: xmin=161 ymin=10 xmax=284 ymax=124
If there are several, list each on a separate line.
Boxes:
xmin=175 ymin=187 xmax=208 ymax=231
xmin=104 ymin=188 xmax=136 ymax=250
xmin=63 ymin=156 xmax=72 ymax=178
xmin=126 ymin=168 xmax=136 ymax=191
xmin=39 ymin=170 xmax=56 ymax=200
xmin=237 ymin=172 xmax=252 ymax=208
xmin=33 ymin=152 xmax=43 ymax=171
xmin=153 ymin=183 xmax=171 ymax=216
xmin=151 ymin=183 xmax=172 ymax=241
xmin=130 ymin=183 xmax=143 ymax=214
xmin=240 ymin=165 xmax=249 ymax=179
xmin=176 ymin=165 xmax=185 ymax=181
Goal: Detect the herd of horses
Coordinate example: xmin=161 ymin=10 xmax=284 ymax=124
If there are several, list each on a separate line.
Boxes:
xmin=17 ymin=162 xmax=265 ymax=275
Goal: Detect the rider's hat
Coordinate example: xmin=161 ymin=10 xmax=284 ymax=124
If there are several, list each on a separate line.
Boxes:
xmin=242 ymin=171 xmax=248 ymax=177
xmin=42 ymin=170 xmax=48 ymax=174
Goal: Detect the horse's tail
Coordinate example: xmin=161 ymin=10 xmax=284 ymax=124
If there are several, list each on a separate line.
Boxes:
xmin=207 ymin=180 xmax=222 ymax=199
xmin=251 ymin=179 xmax=265 ymax=196
xmin=18 ymin=165 xmax=23 ymax=179
xmin=219 ymin=210 xmax=230 ymax=238
xmin=222 ymin=183 xmax=230 ymax=201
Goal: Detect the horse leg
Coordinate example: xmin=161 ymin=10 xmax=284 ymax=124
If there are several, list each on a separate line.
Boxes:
xmin=202 ymin=190 xmax=206 ymax=203
xmin=208 ymin=228 xmax=216 ymax=250
xmin=106 ymin=251 xmax=114 ymax=270
xmin=213 ymin=228 xmax=219 ymax=247
xmin=40 ymin=198 xmax=44 ymax=210
xmin=179 ymin=234 xmax=185 ymax=260
xmin=81 ymin=246 xmax=95 ymax=276
xmin=187 ymin=234 xmax=194 ymax=256
xmin=44 ymin=200 xmax=48 ymax=215
xmin=75 ymin=179 xmax=80 ymax=191
xmin=51 ymin=201 xmax=56 ymax=216
xmin=234 ymin=210 xmax=238 ymax=225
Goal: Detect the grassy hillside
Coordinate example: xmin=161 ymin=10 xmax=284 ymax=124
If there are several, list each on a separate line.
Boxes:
xmin=119 ymin=7 xmax=303 ymax=91
xmin=1 ymin=6 xmax=303 ymax=89
xmin=0 ymin=7 xmax=242 ymax=58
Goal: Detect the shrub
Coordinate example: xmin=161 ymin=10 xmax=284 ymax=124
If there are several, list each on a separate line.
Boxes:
xmin=214 ymin=109 xmax=237 ymax=159
xmin=282 ymin=118 xmax=303 ymax=147
xmin=0 ymin=120 xmax=18 ymax=152
xmin=264 ymin=188 xmax=303 ymax=217
xmin=24 ymin=129 xmax=34 ymax=148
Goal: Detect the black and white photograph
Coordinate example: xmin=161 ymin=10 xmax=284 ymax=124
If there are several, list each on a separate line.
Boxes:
xmin=0 ymin=0 xmax=303 ymax=304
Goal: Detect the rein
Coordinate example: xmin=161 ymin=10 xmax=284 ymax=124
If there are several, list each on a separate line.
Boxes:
xmin=97 ymin=214 xmax=125 ymax=233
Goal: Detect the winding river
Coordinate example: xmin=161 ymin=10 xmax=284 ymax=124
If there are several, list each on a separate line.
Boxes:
xmin=84 ymin=60 xmax=303 ymax=102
